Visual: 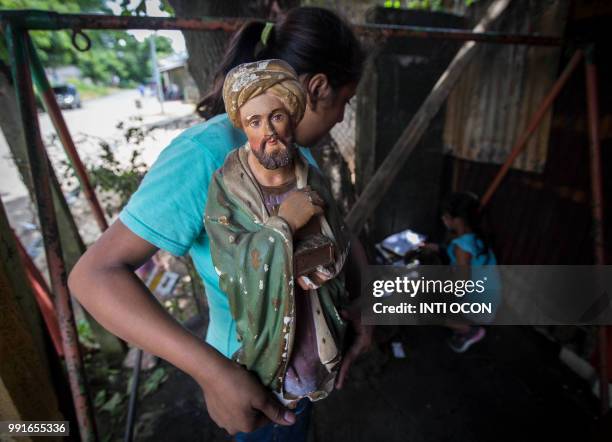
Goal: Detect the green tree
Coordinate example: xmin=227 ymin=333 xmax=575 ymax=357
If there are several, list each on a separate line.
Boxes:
xmin=0 ymin=0 xmax=174 ymax=86
xmin=0 ymin=0 xmax=109 ymax=65
xmin=76 ymin=32 xmax=172 ymax=86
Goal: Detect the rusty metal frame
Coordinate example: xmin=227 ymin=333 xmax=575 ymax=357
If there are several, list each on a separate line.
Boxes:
xmin=28 ymin=40 xmax=109 ymax=231
xmin=0 ymin=8 xmax=605 ymax=440
xmin=480 ymin=50 xmax=584 ymax=208
xmin=478 ymin=47 xmax=609 ymax=412
xmin=0 ymin=9 xmax=562 ymax=46
xmin=3 ymin=22 xmax=97 ymax=441
xmin=584 ymin=46 xmax=609 ymax=414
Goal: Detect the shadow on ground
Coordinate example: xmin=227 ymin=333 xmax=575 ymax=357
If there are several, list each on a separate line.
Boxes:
xmin=126 ymin=321 xmax=605 ymax=442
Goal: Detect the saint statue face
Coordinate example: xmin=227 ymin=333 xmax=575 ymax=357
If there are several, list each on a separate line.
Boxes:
xmin=239 ymin=92 xmax=296 ymax=170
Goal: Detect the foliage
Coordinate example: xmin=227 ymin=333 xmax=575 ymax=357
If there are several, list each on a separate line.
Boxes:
xmin=93 ymin=389 xmax=108 ymax=409
xmin=120 ymin=0 xmax=174 ymax=16
xmin=0 ymin=0 xmax=174 ymax=87
xmin=100 ymin=391 xmax=124 ymax=416
xmin=406 ymin=0 xmax=444 ymax=10
xmin=87 ymin=140 xmax=148 ymax=216
xmin=53 ymin=118 xmax=150 ymax=217
xmin=77 ymin=317 xmax=99 ymax=349
xmin=74 ymin=33 xmax=173 ymax=87
xmin=141 ymin=367 xmax=168 ymax=397
xmin=385 ymin=0 xmax=479 ymax=10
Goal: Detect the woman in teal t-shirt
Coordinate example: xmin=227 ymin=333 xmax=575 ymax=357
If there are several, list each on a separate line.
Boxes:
xmin=68 ymin=7 xmax=371 ymax=440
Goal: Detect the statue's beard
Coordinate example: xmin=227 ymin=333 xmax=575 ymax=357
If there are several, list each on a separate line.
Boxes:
xmin=253 ymin=135 xmax=295 ymax=170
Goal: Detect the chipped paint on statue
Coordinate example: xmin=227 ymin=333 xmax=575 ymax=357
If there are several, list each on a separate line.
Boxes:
xmin=204 ymin=59 xmax=351 ymax=407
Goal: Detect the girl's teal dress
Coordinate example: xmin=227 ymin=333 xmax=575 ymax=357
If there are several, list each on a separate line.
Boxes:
xmin=447 ymin=233 xmax=500 ymax=323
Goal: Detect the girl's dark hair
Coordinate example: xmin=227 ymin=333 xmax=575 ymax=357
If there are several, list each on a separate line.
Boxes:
xmin=442 ymin=192 xmax=491 ymax=257
xmin=197 ymin=7 xmax=365 ymax=119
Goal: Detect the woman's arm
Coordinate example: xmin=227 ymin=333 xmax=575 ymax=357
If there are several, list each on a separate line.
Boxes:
xmin=68 ymin=220 xmax=296 ymax=435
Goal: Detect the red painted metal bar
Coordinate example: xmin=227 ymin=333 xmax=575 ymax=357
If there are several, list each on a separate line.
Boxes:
xmin=4 ymin=23 xmax=98 ymax=441
xmin=0 ymin=10 xmax=246 ymax=32
xmin=585 ymin=53 xmax=606 ymax=266
xmin=13 ymin=230 xmax=63 ymax=356
xmin=584 ymin=48 xmax=609 ymax=415
xmin=27 ymin=36 xmax=108 ymax=232
xmin=480 ymin=50 xmax=584 ymax=208
xmin=0 ymin=10 xmax=562 ymax=46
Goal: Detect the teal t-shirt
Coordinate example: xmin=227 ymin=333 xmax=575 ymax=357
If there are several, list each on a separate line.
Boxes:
xmin=447 ymin=233 xmax=500 ymax=323
xmin=446 ymin=233 xmax=497 ymax=266
xmin=119 ymin=113 xmax=317 ymax=358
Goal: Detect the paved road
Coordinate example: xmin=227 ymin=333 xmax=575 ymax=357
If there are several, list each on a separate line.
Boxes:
xmin=0 ymin=89 xmax=194 ymax=202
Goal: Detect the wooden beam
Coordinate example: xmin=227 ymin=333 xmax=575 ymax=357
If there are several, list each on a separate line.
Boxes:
xmin=345 ymin=0 xmax=512 ymax=234
xmin=0 ymin=207 xmax=64 ymax=435
xmin=0 ymin=194 xmax=49 ymax=364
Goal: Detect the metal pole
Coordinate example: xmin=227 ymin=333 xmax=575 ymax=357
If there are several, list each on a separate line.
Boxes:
xmin=480 ymin=50 xmax=584 ymax=208
xmin=27 ymin=35 xmax=109 ymax=232
xmin=353 ymin=22 xmax=562 ymax=46
xmin=124 ymin=348 xmax=143 ymax=442
xmin=149 ymin=33 xmax=164 ymax=114
xmin=0 ymin=10 xmax=246 ymax=32
xmin=0 ymin=10 xmax=562 ymax=46
xmin=4 ymin=23 xmax=98 ymax=441
xmin=584 ymin=46 xmax=609 ymax=414
xmin=584 ymin=49 xmax=606 ymax=266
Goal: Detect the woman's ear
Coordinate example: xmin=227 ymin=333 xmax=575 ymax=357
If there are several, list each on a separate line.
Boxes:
xmin=304 ymin=73 xmax=332 ymax=112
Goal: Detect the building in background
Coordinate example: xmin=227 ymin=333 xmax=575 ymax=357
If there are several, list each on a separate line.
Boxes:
xmin=158 ymin=53 xmax=199 ymax=103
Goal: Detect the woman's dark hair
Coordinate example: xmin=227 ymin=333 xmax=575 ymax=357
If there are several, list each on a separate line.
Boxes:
xmin=442 ymin=192 xmax=491 ymax=257
xmin=197 ymin=7 xmax=365 ymax=119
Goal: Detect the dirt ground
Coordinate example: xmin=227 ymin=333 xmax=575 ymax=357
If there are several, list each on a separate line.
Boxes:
xmin=91 ymin=315 xmax=610 ymax=442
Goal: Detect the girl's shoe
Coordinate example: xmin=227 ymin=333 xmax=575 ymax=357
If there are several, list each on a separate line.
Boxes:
xmin=448 ymin=326 xmax=486 ymax=353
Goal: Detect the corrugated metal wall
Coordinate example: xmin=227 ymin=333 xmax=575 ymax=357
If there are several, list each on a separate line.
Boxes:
xmin=443 ymin=0 xmax=570 ymax=173
xmin=352 ymin=1 xmax=611 ymax=265
xmin=447 ymin=42 xmax=612 ymax=264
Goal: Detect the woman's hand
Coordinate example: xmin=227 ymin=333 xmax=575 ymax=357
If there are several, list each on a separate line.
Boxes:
xmin=197 ymin=357 xmax=296 ymax=435
xmin=277 ymin=186 xmax=324 ymax=233
xmin=68 ymin=221 xmax=295 ymax=436
xmin=297 ymin=265 xmax=334 ymax=290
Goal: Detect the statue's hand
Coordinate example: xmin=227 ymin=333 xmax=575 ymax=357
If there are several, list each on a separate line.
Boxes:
xmin=296 ymin=267 xmax=333 ymax=290
xmin=278 ymin=186 xmax=324 ymax=233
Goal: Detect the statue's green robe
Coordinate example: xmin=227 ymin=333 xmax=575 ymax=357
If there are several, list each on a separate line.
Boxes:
xmin=205 ymin=145 xmax=351 ymax=400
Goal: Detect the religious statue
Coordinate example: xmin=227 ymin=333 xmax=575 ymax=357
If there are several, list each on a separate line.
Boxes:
xmin=204 ymin=59 xmax=351 ymax=408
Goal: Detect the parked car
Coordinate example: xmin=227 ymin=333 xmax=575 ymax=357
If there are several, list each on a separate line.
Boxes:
xmin=52 ymin=84 xmax=82 ymax=109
